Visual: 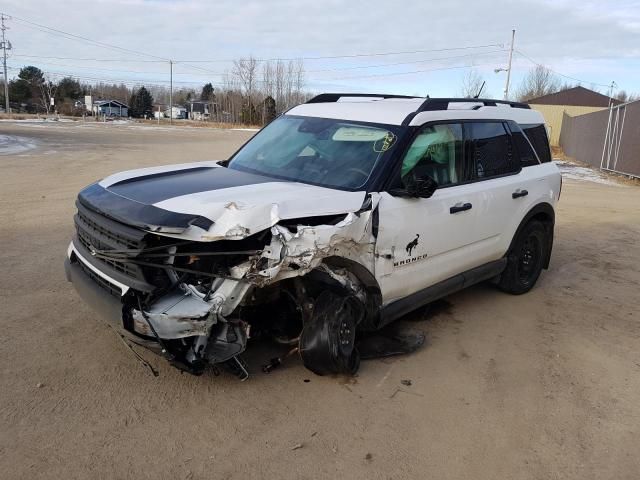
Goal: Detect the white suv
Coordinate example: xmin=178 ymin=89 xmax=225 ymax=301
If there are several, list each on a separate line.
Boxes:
xmin=65 ymin=94 xmax=561 ymax=377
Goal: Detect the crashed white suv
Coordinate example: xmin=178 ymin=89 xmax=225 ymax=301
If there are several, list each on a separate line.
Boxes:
xmin=65 ymin=94 xmax=561 ymax=377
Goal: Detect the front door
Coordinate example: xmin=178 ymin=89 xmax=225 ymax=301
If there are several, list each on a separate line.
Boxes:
xmin=374 ymin=122 xmax=487 ymax=304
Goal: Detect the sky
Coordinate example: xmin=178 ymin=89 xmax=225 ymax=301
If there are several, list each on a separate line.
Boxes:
xmin=1 ymin=0 xmax=639 ymax=99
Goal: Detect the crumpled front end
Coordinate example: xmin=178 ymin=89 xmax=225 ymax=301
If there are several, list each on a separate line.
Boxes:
xmin=65 ymin=195 xmax=379 ymax=377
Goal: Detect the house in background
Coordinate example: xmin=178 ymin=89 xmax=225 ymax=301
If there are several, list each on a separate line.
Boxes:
xmin=92 ymin=99 xmax=128 ymax=117
xmin=188 ymin=100 xmax=217 ymax=120
xmin=152 ymin=103 xmax=166 ymax=119
xmin=165 ymin=105 xmax=187 ymax=119
xmin=528 ymin=86 xmax=621 ymax=146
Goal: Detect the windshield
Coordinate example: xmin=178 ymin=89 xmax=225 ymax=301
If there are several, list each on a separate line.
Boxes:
xmin=227 ymin=115 xmax=401 ymax=190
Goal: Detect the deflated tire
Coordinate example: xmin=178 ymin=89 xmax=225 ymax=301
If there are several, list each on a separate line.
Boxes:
xmin=299 ymin=291 xmax=363 ymax=376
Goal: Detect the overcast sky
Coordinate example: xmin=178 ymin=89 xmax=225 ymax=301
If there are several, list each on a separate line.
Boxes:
xmin=2 ymin=0 xmax=639 ymax=98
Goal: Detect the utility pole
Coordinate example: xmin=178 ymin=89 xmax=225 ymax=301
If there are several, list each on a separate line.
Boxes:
xmin=607 ymin=81 xmax=617 ymax=107
xmin=1 ymin=13 xmax=11 ymax=114
xmin=169 ymin=59 xmax=173 ymax=125
xmin=504 ymin=29 xmax=515 ymax=100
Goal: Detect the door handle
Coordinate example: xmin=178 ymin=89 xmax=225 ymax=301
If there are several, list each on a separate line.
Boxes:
xmin=450 ymin=202 xmax=472 ymax=214
xmin=512 ymin=189 xmax=529 ymax=199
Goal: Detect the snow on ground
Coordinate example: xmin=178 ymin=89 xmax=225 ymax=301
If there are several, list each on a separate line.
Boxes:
xmin=0 ymin=135 xmax=37 ymax=155
xmin=231 ymin=127 xmax=260 ymax=132
xmin=0 ymin=118 xmax=76 ymax=124
xmin=554 ymin=160 xmax=621 ymax=186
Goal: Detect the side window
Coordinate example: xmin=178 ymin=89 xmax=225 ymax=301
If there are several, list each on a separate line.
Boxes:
xmin=521 ymin=124 xmax=552 ymax=163
xmin=467 ymin=122 xmax=519 ymax=178
xmin=400 ymin=123 xmax=471 ymax=187
xmin=509 ymin=124 xmax=539 ymax=167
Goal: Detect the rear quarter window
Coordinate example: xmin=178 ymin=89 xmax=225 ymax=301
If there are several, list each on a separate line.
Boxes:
xmin=509 ymin=123 xmax=539 ymax=167
xmin=521 ymin=124 xmax=552 ymax=163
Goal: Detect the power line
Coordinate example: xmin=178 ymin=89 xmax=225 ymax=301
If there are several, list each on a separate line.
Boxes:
xmin=10 ymin=49 xmax=506 ymax=78
xmin=306 ymin=49 xmax=506 ymax=73
xmin=4 ymin=13 xmax=508 ymax=87
xmin=10 ymin=14 xmax=168 ymax=61
xmin=11 ymin=54 xmax=164 ymax=63
xmin=5 ymin=65 xmax=213 ymax=88
xmin=178 ymin=44 xmax=506 ymax=63
xmin=18 ymin=59 xmax=221 ymax=76
xmin=515 ymin=49 xmax=610 ymax=88
xmin=4 ymin=12 xmax=507 ymax=79
xmin=326 ymin=61 xmax=500 ymax=81
xmin=8 ymin=14 xmax=230 ymax=81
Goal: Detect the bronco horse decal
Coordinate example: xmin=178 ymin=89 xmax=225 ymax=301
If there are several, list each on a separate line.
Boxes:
xmin=406 ymin=234 xmax=420 ymax=256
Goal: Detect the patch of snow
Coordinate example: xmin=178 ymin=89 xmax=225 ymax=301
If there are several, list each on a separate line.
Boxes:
xmin=0 ymin=135 xmax=37 ymax=155
xmin=0 ymin=117 xmax=77 ymax=123
xmin=231 ymin=128 xmax=260 ymax=132
xmin=554 ymin=160 xmax=620 ymax=186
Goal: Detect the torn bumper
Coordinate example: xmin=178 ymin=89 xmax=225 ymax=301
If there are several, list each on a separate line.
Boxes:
xmin=65 ymin=241 xmax=249 ymax=359
xmin=64 ymin=244 xmax=161 ymax=352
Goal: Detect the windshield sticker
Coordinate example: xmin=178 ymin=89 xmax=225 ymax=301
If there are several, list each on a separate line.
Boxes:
xmin=373 ymin=132 xmax=397 ymax=153
xmin=332 ymin=127 xmax=388 ymax=142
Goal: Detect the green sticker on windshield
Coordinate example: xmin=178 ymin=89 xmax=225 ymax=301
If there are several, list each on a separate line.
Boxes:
xmin=373 ymin=132 xmax=397 ymax=153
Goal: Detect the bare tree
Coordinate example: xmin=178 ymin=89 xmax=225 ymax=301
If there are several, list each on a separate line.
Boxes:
xmin=291 ymin=58 xmax=305 ymax=106
xmin=39 ymin=75 xmax=57 ymax=114
xmin=458 ymin=69 xmax=485 ymax=98
xmin=232 ymin=57 xmax=258 ymax=101
xmin=516 ymin=65 xmax=561 ymax=101
xmin=192 ymin=56 xmax=310 ymax=125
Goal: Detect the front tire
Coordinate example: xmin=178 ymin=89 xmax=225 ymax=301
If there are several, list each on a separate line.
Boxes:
xmin=299 ymin=291 xmax=362 ymax=376
xmin=498 ymin=220 xmax=547 ymax=295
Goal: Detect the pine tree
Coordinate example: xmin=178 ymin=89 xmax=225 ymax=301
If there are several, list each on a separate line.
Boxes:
xmin=264 ymin=96 xmax=276 ymax=124
xmin=201 ymin=83 xmax=214 ymax=101
xmin=129 ymin=86 xmax=154 ymax=118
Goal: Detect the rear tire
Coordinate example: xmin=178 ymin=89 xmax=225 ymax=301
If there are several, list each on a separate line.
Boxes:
xmin=498 ymin=220 xmax=547 ymax=295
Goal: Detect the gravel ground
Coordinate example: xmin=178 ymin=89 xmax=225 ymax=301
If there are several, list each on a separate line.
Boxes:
xmin=0 ymin=121 xmax=639 ymax=480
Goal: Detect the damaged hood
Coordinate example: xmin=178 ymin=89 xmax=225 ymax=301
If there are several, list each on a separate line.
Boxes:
xmin=79 ymin=161 xmax=367 ymax=241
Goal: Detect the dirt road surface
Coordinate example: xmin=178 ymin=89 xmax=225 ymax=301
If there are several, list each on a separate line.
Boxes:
xmin=1 ymin=120 xmax=639 ymax=480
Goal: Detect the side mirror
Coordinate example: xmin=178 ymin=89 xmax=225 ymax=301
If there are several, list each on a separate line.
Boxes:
xmin=406 ymin=175 xmax=438 ymax=198
xmin=390 ymin=175 xmax=438 ymax=199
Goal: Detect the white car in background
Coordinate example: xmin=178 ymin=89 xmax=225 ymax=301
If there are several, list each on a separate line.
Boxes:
xmin=65 ymin=93 xmax=561 ymax=378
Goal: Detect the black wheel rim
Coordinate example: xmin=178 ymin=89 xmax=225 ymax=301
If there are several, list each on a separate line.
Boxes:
xmin=337 ymin=302 xmax=356 ymax=357
xmin=518 ymin=234 xmax=542 ymax=286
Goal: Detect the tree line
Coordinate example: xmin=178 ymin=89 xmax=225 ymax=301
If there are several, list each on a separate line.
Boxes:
xmin=1 ymin=57 xmax=311 ymax=124
xmin=458 ymin=65 xmax=637 ymax=103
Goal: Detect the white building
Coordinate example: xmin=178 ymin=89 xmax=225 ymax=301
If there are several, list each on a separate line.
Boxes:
xmin=165 ymin=106 xmax=187 ymax=119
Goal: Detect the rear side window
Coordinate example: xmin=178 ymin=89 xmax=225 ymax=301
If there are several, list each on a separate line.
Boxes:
xmin=521 ymin=124 xmax=551 ymax=163
xmin=509 ymin=124 xmax=539 ymax=167
xmin=467 ymin=122 xmax=519 ymax=178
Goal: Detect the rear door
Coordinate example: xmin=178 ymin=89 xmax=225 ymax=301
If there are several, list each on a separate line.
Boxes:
xmin=461 ymin=121 xmax=523 ymax=262
xmin=465 ymin=121 xmax=551 ymax=260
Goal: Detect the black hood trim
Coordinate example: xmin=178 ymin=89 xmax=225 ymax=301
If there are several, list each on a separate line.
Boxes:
xmin=107 ymin=165 xmax=279 ymax=205
xmin=78 ymin=183 xmax=214 ymax=232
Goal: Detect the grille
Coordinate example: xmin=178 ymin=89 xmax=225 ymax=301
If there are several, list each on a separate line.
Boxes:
xmin=76 ymin=231 xmax=140 ymax=278
xmin=74 ymin=203 xmax=148 ymax=282
xmin=76 ymin=255 xmax=122 ymax=298
xmin=77 ymin=208 xmax=140 ymax=250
